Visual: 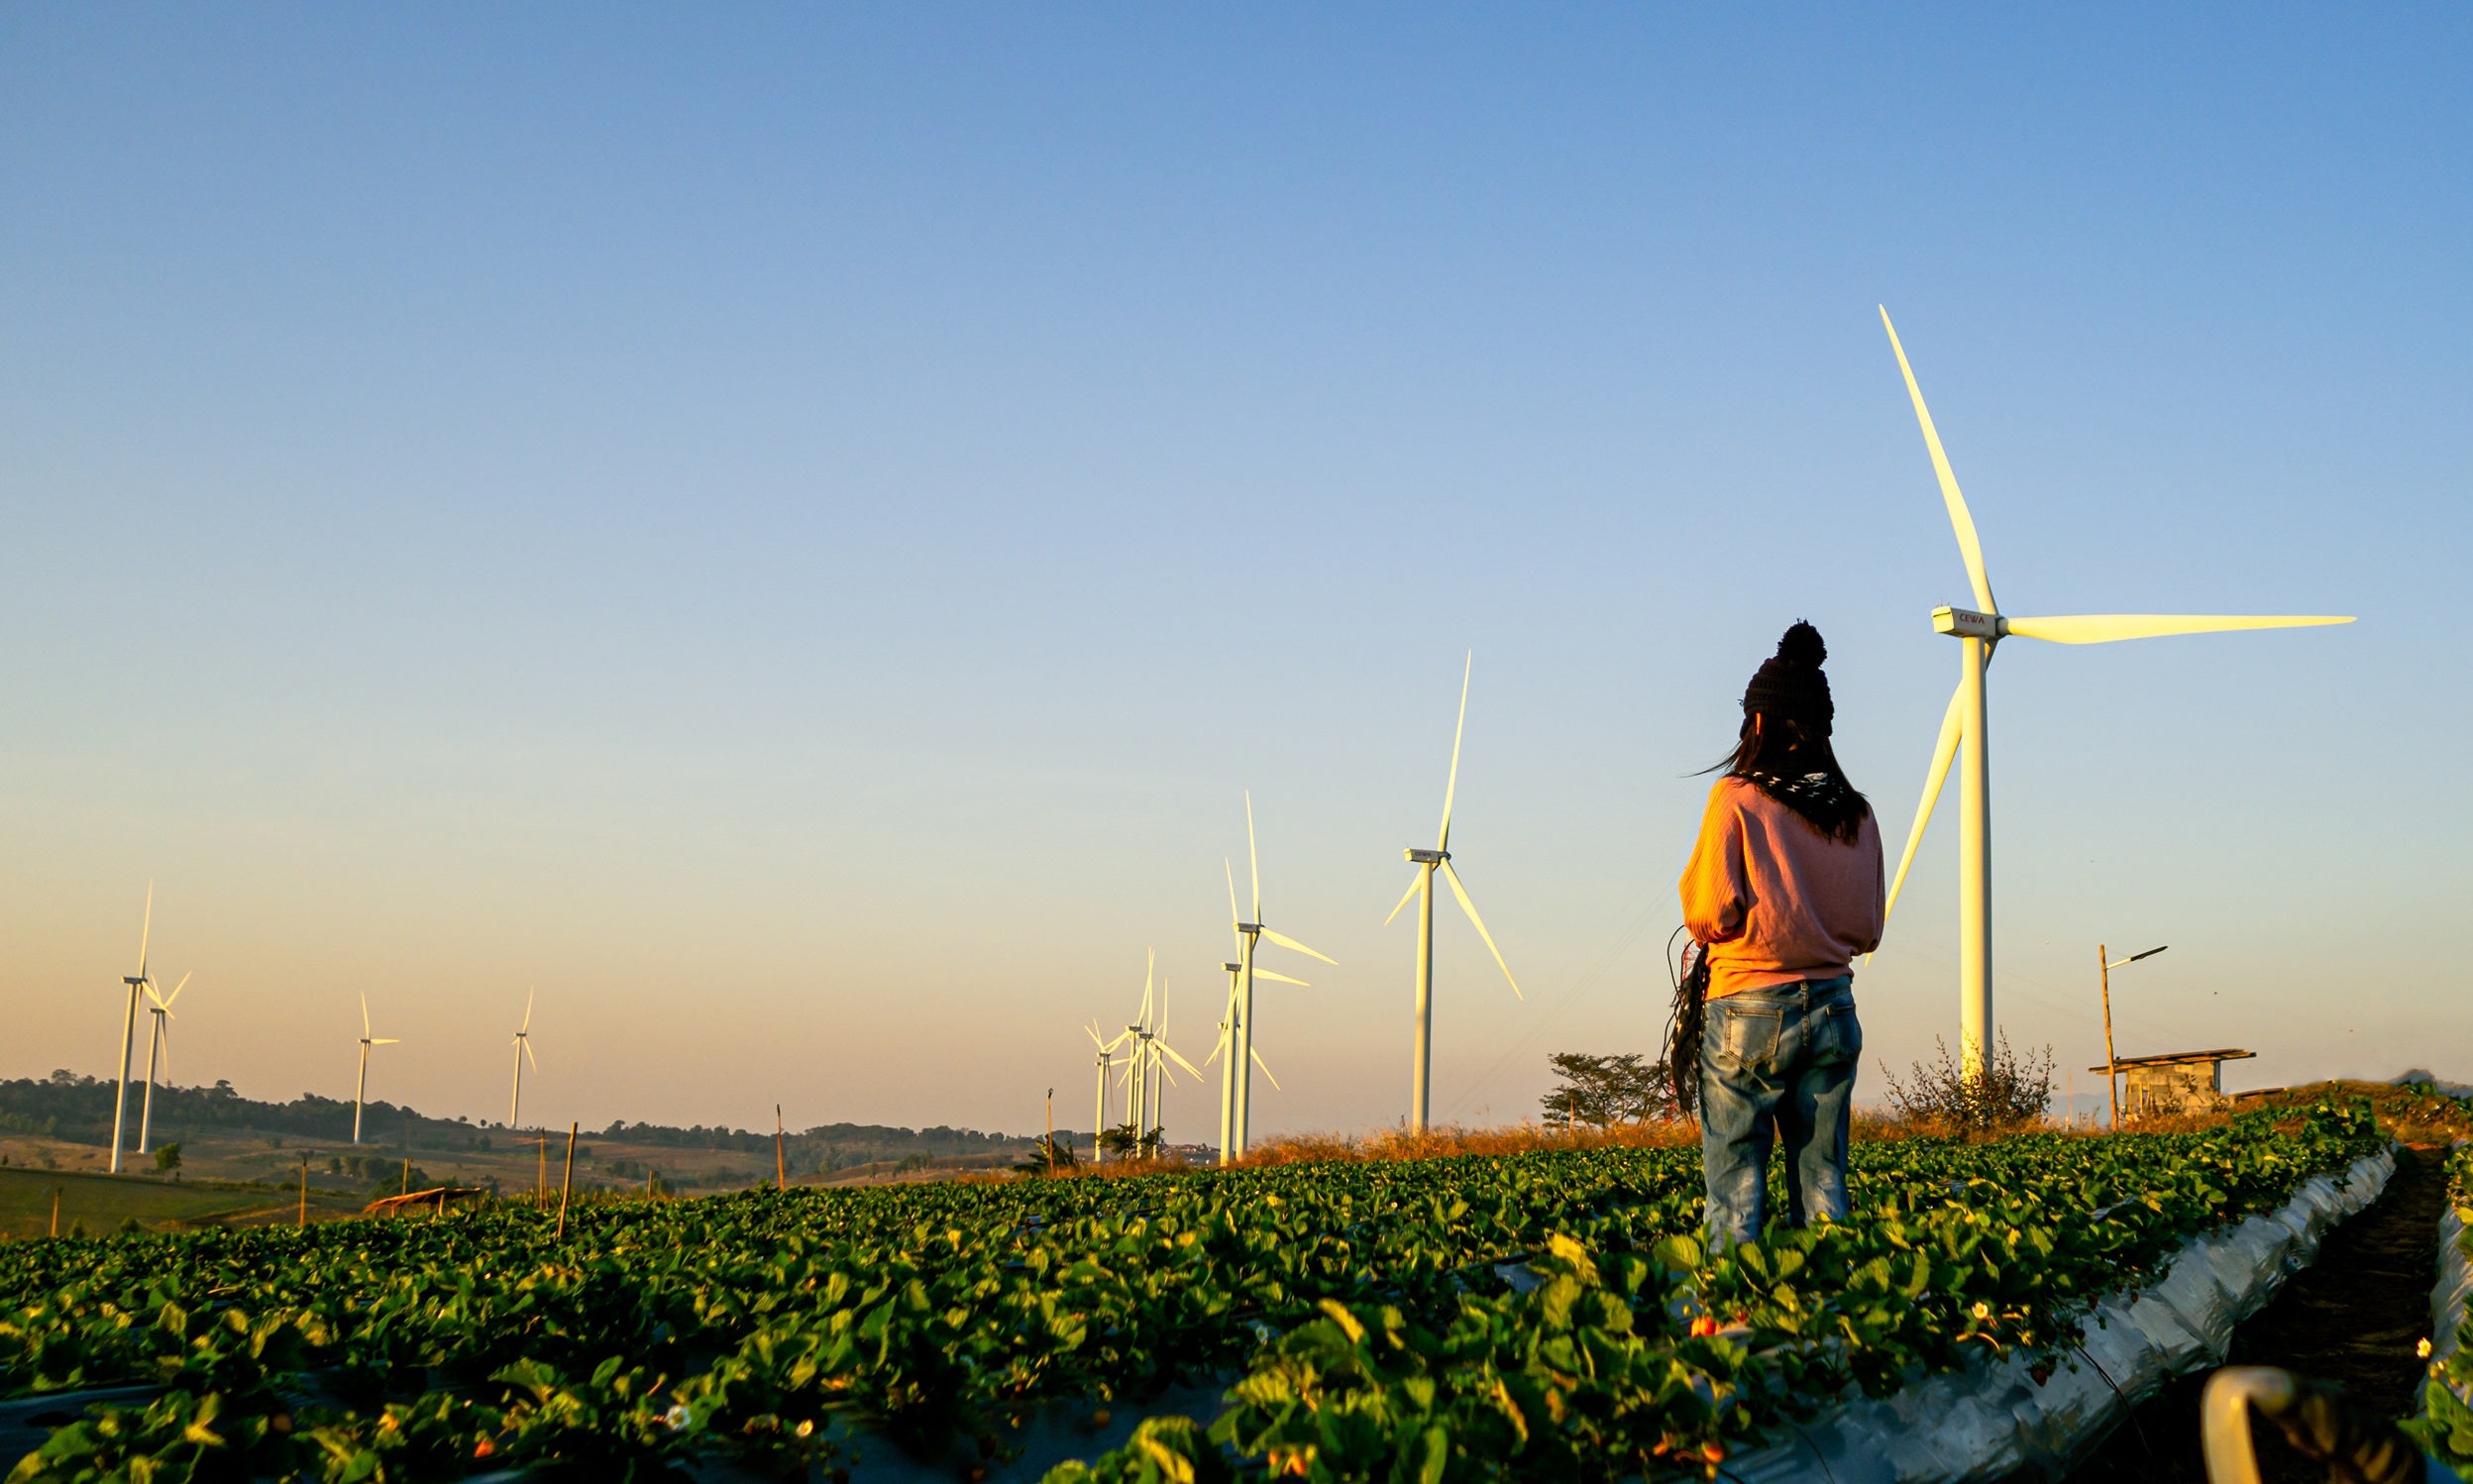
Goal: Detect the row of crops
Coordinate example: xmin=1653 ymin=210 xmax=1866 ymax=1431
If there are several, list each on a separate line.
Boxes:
xmin=2409 ymin=1140 xmax=2473 ymax=1474
xmin=1 ymin=1102 xmax=2383 ymax=1482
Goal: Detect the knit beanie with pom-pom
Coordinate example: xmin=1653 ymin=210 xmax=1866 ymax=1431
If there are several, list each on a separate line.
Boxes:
xmin=1740 ymin=621 xmax=1834 ymax=733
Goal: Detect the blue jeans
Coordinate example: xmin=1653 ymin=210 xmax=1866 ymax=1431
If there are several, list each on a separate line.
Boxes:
xmin=1699 ymin=976 xmax=1862 ymax=1246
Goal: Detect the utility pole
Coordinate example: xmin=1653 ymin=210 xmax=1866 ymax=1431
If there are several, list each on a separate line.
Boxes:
xmin=2099 ymin=943 xmax=2168 ymax=1130
xmin=776 ymin=1106 xmax=787 ymax=1191
xmin=297 ymin=1155 xmax=309 ymax=1227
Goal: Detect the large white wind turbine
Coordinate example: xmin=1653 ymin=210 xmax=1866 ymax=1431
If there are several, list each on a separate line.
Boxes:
xmin=1121 ymin=956 xmax=1200 ymax=1146
xmin=354 ymin=993 xmax=401 ymax=1145
xmin=508 ymin=989 xmax=539 ymax=1129
xmin=1877 ymin=307 xmax=2353 ymax=1082
xmin=109 ymin=884 xmax=157 ymax=1174
xmin=136 ymin=971 xmax=190 ymax=1157
xmin=1221 ymin=799 xmax=1330 ymax=1163
xmin=1383 ymin=653 xmax=1523 ymax=1134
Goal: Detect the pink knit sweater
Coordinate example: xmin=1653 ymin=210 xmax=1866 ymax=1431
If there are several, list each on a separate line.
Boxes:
xmin=1677 ymin=778 xmax=1885 ymax=1000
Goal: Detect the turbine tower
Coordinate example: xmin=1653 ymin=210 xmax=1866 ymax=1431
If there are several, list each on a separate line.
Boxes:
xmin=109 ymin=884 xmax=156 ymax=1175
xmin=137 ymin=971 xmax=190 ymax=1156
xmin=1224 ymin=794 xmax=1332 ymax=1162
xmin=354 ymin=993 xmax=400 ymax=1145
xmin=1877 ymin=306 xmax=2353 ymax=1082
xmin=1383 ymin=653 xmax=1523 ymax=1134
xmin=508 ymin=989 xmax=539 ymax=1129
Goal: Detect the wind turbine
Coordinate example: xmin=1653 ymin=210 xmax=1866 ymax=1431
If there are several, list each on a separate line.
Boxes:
xmin=1206 ymin=970 xmax=1281 ymax=1162
xmin=1224 ymin=794 xmax=1333 ymax=1162
xmin=1126 ymin=957 xmax=1200 ymax=1148
xmin=137 ymin=971 xmax=190 ymax=1157
xmin=1876 ymin=307 xmax=2353 ymax=1082
xmin=354 ymin=993 xmax=401 ymax=1145
xmin=109 ymin=884 xmax=156 ymax=1174
xmin=1086 ymin=1019 xmax=1132 ymax=1158
xmin=508 ymin=989 xmax=539 ymax=1130
xmin=1383 ymin=653 xmax=1523 ymax=1135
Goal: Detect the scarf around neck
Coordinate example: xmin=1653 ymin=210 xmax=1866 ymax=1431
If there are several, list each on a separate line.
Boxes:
xmin=1737 ymin=768 xmax=1870 ymax=844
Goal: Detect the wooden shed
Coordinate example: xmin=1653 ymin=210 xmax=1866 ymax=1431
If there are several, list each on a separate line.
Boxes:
xmin=2090 ymin=1048 xmax=2257 ymax=1116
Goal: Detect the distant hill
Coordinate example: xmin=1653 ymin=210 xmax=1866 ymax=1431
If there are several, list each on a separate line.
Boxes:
xmin=0 ymin=1070 xmax=1042 ymax=1174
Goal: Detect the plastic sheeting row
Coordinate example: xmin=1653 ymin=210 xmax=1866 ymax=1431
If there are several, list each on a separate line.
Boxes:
xmin=1720 ymin=1146 xmax=2397 ymax=1484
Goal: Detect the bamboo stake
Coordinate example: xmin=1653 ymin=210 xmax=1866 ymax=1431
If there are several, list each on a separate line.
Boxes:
xmin=2099 ymin=943 xmax=2120 ymax=1131
xmin=536 ymin=1131 xmax=547 ymax=1210
xmin=50 ymin=1188 xmax=60 ymax=1237
xmin=775 ymin=1105 xmax=786 ymax=1192
xmin=555 ymin=1122 xmax=578 ymax=1239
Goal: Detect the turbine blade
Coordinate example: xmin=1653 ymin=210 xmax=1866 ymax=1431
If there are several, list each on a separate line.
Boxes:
xmin=1880 ymin=307 xmax=1996 ymax=614
xmin=523 ymin=1037 xmax=539 ymax=1071
xmin=2001 ymin=613 xmax=2355 ymax=645
xmin=1439 ymin=651 xmax=1470 ymax=851
xmin=1245 ymin=792 xmax=1260 ymax=921
xmin=138 ymin=881 xmax=154 ymax=979
xmin=373 ymin=1037 xmax=400 ymax=1045
xmin=1383 ymin=870 xmax=1423 ymax=927
xmin=362 ymin=992 xmax=372 ymax=1040
xmin=1158 ymin=1041 xmax=1203 ymax=1079
xmin=521 ymin=987 xmax=535 ymax=1034
xmin=154 ymin=971 xmax=189 ymax=1010
xmin=1441 ymin=860 xmax=1522 ymax=1000
xmin=1250 ymin=1047 xmax=1283 ymax=1092
xmin=1253 ymin=967 xmax=1312 ymax=988
xmin=1226 ymin=859 xmax=1242 ymax=942
xmin=1882 ymin=681 xmax=1966 ymax=932
xmin=1259 ymin=927 xmax=1336 ymax=965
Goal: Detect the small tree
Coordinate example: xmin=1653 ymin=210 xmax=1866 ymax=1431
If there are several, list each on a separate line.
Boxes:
xmin=1541 ymin=1052 xmax=1673 ymax=1127
xmin=154 ymin=1143 xmax=182 ymax=1177
xmin=1098 ymin=1122 xmax=1141 ymax=1160
xmin=1011 ymin=1134 xmax=1081 ymax=1176
xmin=1882 ymin=1033 xmax=2055 ymax=1132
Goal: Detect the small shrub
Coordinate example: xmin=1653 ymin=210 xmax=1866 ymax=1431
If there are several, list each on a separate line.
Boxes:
xmin=1882 ymin=1033 xmax=2056 ymax=1133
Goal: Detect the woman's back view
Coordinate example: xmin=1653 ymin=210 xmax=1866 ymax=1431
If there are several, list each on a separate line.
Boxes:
xmin=1677 ymin=622 xmax=1884 ymax=1245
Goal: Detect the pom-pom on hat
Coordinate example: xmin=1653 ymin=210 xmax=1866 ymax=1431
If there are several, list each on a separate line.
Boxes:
xmin=1741 ymin=620 xmax=1835 ymax=732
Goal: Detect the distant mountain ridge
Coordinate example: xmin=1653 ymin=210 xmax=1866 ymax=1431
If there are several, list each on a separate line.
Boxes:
xmin=0 ymin=1070 xmax=1040 ymax=1172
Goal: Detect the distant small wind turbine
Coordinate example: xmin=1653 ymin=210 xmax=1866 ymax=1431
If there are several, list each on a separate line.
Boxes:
xmin=1206 ymin=973 xmax=1281 ymax=1162
xmin=1876 ymin=307 xmax=2353 ymax=1082
xmin=1119 ymin=955 xmax=1199 ymax=1145
xmin=509 ymin=989 xmax=539 ymax=1129
xmin=137 ymin=971 xmax=190 ymax=1156
xmin=1086 ymin=1020 xmax=1128 ymax=1158
xmin=1383 ymin=653 xmax=1522 ymax=1135
xmin=354 ymin=993 xmax=401 ymax=1145
xmin=1223 ymin=797 xmax=1331 ymax=1163
xmin=109 ymin=884 xmax=157 ymax=1175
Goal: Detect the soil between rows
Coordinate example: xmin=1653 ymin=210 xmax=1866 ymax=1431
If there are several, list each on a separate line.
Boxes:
xmin=2048 ymin=1144 xmax=2444 ymax=1484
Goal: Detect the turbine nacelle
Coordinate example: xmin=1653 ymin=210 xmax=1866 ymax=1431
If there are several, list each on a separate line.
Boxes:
xmin=1404 ymin=847 xmax=1449 ymax=864
xmin=1932 ymin=606 xmax=2002 ymax=641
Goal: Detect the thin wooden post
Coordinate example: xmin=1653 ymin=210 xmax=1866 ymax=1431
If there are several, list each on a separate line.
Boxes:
xmin=555 ymin=1122 xmax=578 ymax=1239
xmin=400 ymin=1156 xmax=409 ymax=1196
xmin=536 ymin=1132 xmax=547 ymax=1210
xmin=1045 ymin=1088 xmax=1055 ymax=1175
xmin=2099 ymin=944 xmax=2120 ymax=1131
xmin=775 ymin=1105 xmax=786 ymax=1192
xmin=50 ymin=1188 xmax=60 ymax=1237
xmin=298 ymin=1155 xmax=309 ymax=1227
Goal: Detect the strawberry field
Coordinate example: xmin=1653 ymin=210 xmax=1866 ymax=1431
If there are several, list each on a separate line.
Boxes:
xmin=0 ymin=1101 xmax=2383 ymax=1483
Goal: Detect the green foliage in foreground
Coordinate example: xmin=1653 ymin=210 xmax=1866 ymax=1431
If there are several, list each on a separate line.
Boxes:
xmin=2404 ymin=1140 xmax=2473 ymax=1480
xmin=1053 ymin=1103 xmax=2387 ymax=1484
xmin=0 ymin=1103 xmax=2380 ymax=1482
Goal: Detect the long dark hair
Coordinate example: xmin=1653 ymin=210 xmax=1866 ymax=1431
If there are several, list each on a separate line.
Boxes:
xmin=1707 ymin=711 xmax=1872 ymax=843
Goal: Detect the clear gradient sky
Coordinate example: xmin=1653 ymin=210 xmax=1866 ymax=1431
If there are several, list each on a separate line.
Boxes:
xmin=2 ymin=7 xmax=2465 ymax=1141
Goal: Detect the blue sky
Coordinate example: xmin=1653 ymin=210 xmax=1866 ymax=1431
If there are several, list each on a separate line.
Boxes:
xmin=2 ymin=7 xmax=2464 ymax=1139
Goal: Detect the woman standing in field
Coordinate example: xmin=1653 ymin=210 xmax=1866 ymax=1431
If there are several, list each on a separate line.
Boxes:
xmin=1678 ymin=622 xmax=1884 ymax=1245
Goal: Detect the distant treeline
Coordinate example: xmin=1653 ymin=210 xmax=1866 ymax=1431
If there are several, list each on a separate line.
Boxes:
xmin=0 ymin=1071 xmax=1042 ymax=1168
